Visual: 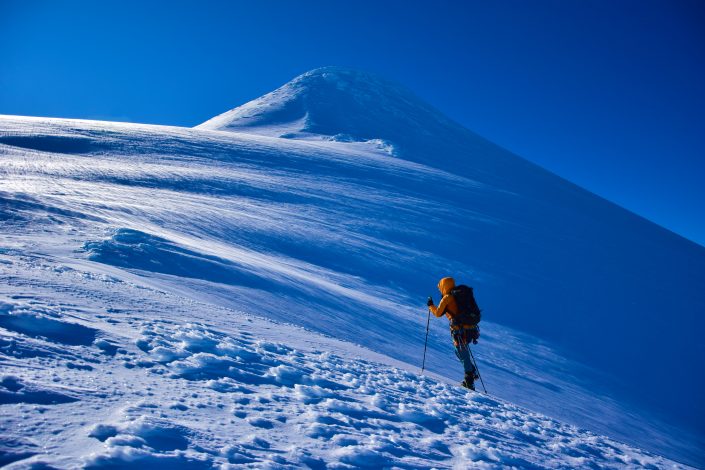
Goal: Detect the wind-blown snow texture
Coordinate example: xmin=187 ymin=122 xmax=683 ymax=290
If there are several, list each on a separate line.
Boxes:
xmin=1 ymin=67 xmax=703 ymax=468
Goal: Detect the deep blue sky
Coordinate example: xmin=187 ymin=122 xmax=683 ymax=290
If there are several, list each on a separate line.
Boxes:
xmin=2 ymin=1 xmax=703 ymax=246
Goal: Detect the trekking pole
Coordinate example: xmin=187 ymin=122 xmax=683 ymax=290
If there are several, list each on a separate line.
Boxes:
xmin=421 ymin=309 xmax=431 ymax=373
xmin=468 ymin=346 xmax=488 ymax=394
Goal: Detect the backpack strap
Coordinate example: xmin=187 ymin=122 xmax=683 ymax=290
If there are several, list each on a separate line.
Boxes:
xmin=449 ymin=312 xmax=477 ymax=329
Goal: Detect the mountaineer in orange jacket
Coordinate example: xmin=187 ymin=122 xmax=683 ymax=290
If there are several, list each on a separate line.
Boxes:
xmin=427 ymin=276 xmax=480 ymax=390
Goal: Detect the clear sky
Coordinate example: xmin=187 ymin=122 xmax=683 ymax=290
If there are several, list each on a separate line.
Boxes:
xmin=1 ymin=0 xmax=703 ymax=246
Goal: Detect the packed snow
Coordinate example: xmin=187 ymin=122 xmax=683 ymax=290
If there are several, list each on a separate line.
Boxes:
xmin=0 ymin=274 xmax=683 ymax=468
xmin=1 ymin=67 xmax=703 ymax=467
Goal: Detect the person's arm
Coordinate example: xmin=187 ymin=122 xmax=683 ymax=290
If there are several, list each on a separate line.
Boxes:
xmin=428 ymin=295 xmax=451 ymax=318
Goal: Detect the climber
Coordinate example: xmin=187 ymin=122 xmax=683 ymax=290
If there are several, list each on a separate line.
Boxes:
xmin=427 ymin=277 xmax=481 ymax=390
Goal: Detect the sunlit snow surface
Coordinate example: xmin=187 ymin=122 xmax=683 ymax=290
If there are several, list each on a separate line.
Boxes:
xmin=0 ymin=288 xmax=678 ymax=469
xmin=0 ymin=104 xmax=701 ymax=468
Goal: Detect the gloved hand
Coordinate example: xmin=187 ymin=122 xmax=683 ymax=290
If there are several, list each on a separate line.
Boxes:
xmin=426 ymin=296 xmax=434 ymax=307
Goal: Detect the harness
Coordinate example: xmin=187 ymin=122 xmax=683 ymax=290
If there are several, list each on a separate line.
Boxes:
xmin=452 ymin=324 xmax=480 ymax=346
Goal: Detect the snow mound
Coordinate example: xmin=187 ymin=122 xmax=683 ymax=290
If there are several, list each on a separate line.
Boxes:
xmin=0 ymin=375 xmax=79 ymax=405
xmin=0 ymin=303 xmax=97 ymax=347
xmin=0 ymin=134 xmax=103 ymax=154
xmin=83 ymin=228 xmax=266 ymax=289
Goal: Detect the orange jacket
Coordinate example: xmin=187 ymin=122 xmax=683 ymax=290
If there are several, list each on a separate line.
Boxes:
xmin=429 ymin=277 xmax=476 ymax=331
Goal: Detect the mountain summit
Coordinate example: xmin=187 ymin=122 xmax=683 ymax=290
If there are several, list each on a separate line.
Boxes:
xmin=197 ymin=67 xmax=475 ymax=156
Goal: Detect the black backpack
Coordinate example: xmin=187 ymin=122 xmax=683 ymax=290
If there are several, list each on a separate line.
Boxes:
xmin=449 ymin=284 xmax=482 ymax=327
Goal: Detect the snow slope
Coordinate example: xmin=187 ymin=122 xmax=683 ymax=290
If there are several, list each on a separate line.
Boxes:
xmin=0 ymin=266 xmax=681 ymax=469
xmin=1 ymin=67 xmax=703 ymax=467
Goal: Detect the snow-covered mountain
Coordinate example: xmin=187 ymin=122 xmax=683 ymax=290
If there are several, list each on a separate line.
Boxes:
xmin=1 ymin=67 xmax=703 ymax=468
